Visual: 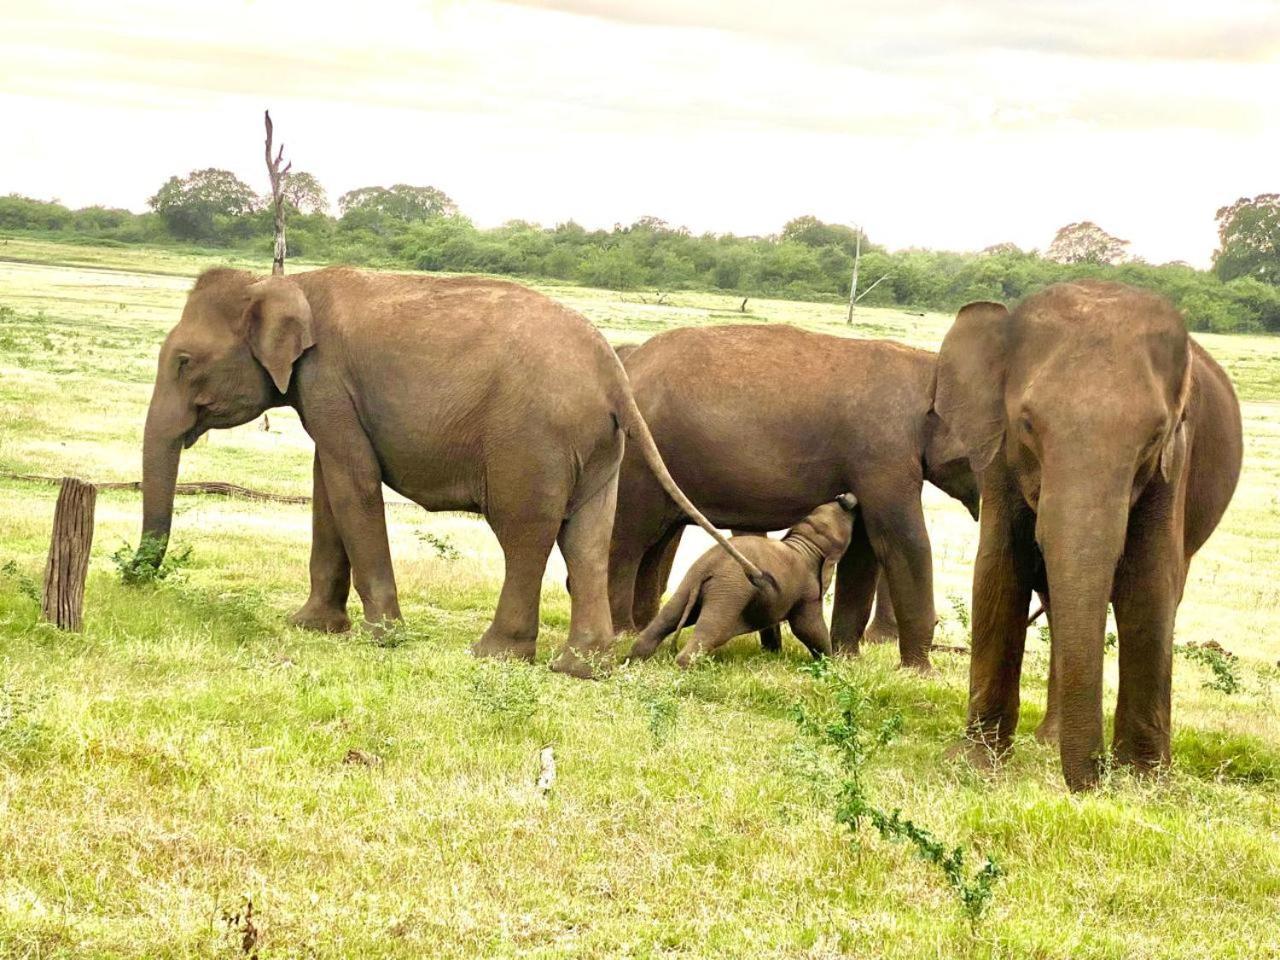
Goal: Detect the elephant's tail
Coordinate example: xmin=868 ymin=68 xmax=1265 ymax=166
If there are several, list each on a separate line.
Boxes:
xmin=611 ymin=367 xmax=775 ymax=591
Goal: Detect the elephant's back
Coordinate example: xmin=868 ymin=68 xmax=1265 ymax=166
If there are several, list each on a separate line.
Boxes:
xmin=299 ymin=270 xmax=627 ymax=499
xmin=1184 ymin=339 xmax=1243 ymax=558
xmin=619 ymin=324 xmax=933 ymax=525
xmin=626 ymin=323 xmax=933 ymax=400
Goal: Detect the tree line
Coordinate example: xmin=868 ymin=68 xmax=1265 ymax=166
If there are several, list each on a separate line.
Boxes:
xmin=2 ymin=169 xmax=1279 ymax=333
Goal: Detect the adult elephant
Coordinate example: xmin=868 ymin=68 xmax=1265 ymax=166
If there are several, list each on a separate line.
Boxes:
xmin=613 ymin=341 xmax=898 ymax=654
xmin=935 ymin=281 xmax=1242 ymax=791
xmin=136 ymin=268 xmax=768 ymax=678
xmin=609 ymin=324 xmax=980 ymax=670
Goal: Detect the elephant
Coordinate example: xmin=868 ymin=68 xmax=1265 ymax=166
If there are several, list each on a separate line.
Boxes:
xmin=934 ymin=280 xmax=1242 ymax=791
xmin=608 ymin=324 xmax=980 ymax=671
xmin=613 ymin=340 xmax=896 ymax=653
xmin=643 ymin=528 xmax=902 ymax=655
xmin=628 ymin=495 xmax=858 ymax=667
xmin=136 ymin=268 xmax=769 ymax=678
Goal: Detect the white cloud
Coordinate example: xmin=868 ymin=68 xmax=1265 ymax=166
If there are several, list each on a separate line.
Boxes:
xmin=1 ymin=0 xmax=1277 ymax=265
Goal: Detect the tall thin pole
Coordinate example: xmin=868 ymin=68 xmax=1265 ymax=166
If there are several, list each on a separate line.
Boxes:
xmin=846 ymin=225 xmax=861 ymax=325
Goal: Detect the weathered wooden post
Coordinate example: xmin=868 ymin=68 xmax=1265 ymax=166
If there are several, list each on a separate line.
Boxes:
xmin=41 ymin=477 xmax=96 ymax=631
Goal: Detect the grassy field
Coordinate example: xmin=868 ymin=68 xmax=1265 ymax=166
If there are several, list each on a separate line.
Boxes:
xmin=1 ymin=236 xmax=1278 ymax=958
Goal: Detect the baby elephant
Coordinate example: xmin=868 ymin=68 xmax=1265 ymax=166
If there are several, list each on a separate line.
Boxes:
xmin=628 ymin=494 xmax=858 ymax=667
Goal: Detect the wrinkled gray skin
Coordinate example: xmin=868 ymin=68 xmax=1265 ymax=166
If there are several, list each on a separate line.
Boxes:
xmin=137 ymin=268 xmax=768 ymax=679
xmin=629 ymin=495 xmax=858 ymax=667
xmin=609 ymin=325 xmax=979 ymax=671
xmin=935 ymin=281 xmax=1242 ymax=791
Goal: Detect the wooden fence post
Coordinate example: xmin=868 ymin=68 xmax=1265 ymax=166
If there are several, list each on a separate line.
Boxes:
xmin=41 ymin=477 xmax=96 ymax=631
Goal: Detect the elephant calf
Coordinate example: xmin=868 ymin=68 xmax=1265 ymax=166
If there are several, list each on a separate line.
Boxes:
xmin=629 ymin=495 xmax=857 ymax=667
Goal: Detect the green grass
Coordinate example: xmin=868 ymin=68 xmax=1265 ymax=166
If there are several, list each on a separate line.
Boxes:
xmin=1 ymin=241 xmax=1278 ymax=957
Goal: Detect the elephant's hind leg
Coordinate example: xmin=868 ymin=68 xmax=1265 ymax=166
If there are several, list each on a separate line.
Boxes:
xmin=475 ymin=485 xmax=562 ymax=666
xmin=830 ymin=516 xmax=878 ymax=654
xmin=628 ymin=580 xmax=700 ymax=661
xmin=551 ymin=472 xmax=622 ymax=679
xmin=674 ymin=581 xmax=755 ymax=668
xmin=865 ymin=575 xmax=899 ymax=645
xmin=290 ymin=452 xmax=353 ymax=633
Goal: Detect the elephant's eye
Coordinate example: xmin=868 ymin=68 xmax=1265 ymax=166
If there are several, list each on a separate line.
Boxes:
xmin=1019 ymin=413 xmax=1034 ymax=436
xmin=176 ymin=355 xmax=190 ymax=378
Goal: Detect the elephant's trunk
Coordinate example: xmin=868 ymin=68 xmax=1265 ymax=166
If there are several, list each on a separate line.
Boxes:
xmin=137 ymin=398 xmax=187 ymax=566
xmin=1037 ymin=468 xmax=1130 ymax=792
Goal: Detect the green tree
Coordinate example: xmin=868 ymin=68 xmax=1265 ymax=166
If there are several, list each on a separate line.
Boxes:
xmin=1213 ymin=194 xmax=1280 ymax=284
xmin=338 ymin=184 xmax=457 ymax=232
xmin=1046 ymin=221 xmax=1129 ymax=265
xmin=781 ymin=216 xmax=867 ymax=256
xmin=148 ymin=169 xmax=258 ymax=242
xmin=279 ymin=171 xmax=329 ymax=214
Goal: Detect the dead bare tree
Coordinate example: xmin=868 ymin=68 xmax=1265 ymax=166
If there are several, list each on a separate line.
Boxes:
xmin=263 ymin=110 xmax=292 ymax=276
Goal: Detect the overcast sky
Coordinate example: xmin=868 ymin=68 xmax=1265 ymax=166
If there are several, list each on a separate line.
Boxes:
xmin=3 ymin=0 xmax=1278 ymax=265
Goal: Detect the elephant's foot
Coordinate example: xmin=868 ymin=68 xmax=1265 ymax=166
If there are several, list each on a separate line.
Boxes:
xmin=1034 ymin=714 xmax=1061 ymax=746
xmin=945 ymin=735 xmax=1010 ymax=772
xmin=471 ymin=628 xmax=537 ymax=664
xmin=624 ymin=636 xmax=661 ymax=663
xmin=1111 ymin=732 xmax=1171 ymax=775
xmin=864 ymin=619 xmax=898 ymax=645
xmin=830 ymin=634 xmax=862 ymax=658
xmin=288 ymin=601 xmax=352 ymax=634
xmin=898 ymin=654 xmax=934 ymax=675
xmin=550 ymin=641 xmax=613 ymax=680
xmin=758 ymin=625 xmax=784 ymax=653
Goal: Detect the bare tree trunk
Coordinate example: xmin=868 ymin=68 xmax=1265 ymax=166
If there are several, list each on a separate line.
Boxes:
xmin=846 ymin=227 xmax=861 ymax=325
xmin=42 ymin=477 xmax=96 ymax=631
xmin=264 ymin=110 xmax=292 ymax=276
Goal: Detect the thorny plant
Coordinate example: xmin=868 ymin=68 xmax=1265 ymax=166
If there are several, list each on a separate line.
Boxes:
xmin=1 ymin=560 xmax=39 ymax=602
xmin=416 ymin=530 xmax=461 ymax=561
xmin=1177 ymin=641 xmax=1243 ymax=695
xmin=793 ymin=658 xmax=1002 ymax=924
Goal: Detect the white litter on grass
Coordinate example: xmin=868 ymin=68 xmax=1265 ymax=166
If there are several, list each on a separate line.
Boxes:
xmin=537 ymin=745 xmax=556 ymax=795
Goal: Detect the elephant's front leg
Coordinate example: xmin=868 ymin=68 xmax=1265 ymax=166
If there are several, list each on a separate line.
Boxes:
xmin=552 ymin=471 xmax=622 ymax=679
xmin=1111 ymin=484 xmax=1185 ymax=771
xmin=954 ymin=468 xmax=1037 ymax=764
xmin=830 ymin=515 xmax=878 ymax=654
xmin=862 ymin=493 xmax=937 ymax=670
xmin=315 ymin=432 xmax=402 ymax=629
xmin=732 ymin=530 xmax=782 ymax=652
xmin=788 ymin=599 xmax=832 ymax=659
xmin=289 ymin=452 xmax=353 ymax=633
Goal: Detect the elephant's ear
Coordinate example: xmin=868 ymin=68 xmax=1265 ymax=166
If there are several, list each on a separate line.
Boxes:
xmin=932 ymin=301 xmax=1011 ymax=473
xmin=1160 ymin=353 xmax=1194 ymax=481
xmin=242 ymin=276 xmax=314 ymax=393
xmin=1159 ymin=420 xmax=1186 ymax=482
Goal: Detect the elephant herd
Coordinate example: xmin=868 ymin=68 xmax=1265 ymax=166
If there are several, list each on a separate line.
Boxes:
xmin=137 ymin=269 xmax=1242 ymax=791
